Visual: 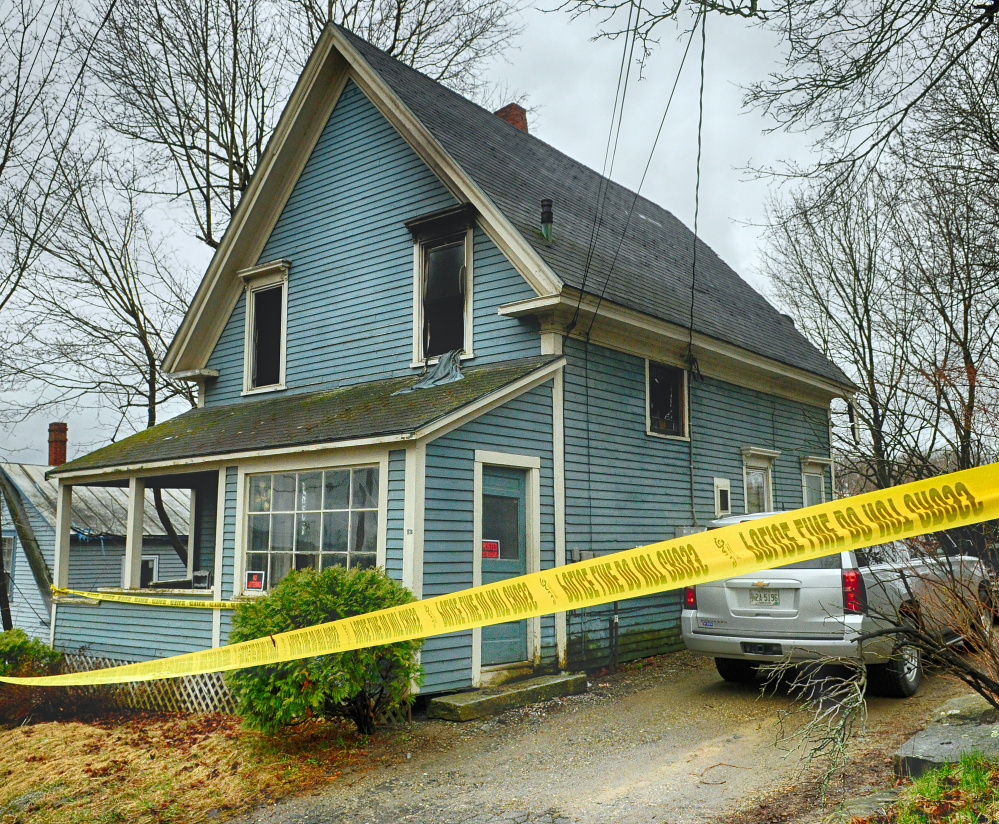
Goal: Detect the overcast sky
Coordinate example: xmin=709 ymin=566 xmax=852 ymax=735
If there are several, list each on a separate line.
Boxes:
xmin=4 ymin=8 xmax=817 ymax=465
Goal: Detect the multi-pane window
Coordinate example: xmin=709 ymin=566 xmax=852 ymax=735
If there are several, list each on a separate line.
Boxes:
xmin=246 ymin=467 xmax=379 ymax=591
xmin=648 ymin=362 xmax=685 ymax=437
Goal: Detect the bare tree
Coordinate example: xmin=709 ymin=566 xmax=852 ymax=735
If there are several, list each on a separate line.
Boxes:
xmin=0 ymin=150 xmax=195 ymax=559
xmin=556 ymin=0 xmax=999 ymax=177
xmin=0 ymin=0 xmax=80 ymax=315
xmin=85 ymin=0 xmax=520 ymax=250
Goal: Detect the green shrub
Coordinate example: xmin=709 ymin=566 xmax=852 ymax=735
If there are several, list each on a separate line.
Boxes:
xmin=226 ymin=567 xmax=423 ymax=735
xmin=0 ymin=628 xmax=62 ymax=678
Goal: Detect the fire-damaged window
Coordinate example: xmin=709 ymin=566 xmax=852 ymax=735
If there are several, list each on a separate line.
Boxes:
xmin=422 ymin=235 xmax=467 ymax=358
xmin=647 ymin=361 xmax=686 ymax=438
xmin=405 ymin=204 xmax=475 ymax=364
xmin=250 ymin=284 xmax=283 ymax=388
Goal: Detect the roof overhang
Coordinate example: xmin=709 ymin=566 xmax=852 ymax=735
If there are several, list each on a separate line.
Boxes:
xmin=500 ymin=291 xmax=856 ymax=406
xmin=50 ymin=357 xmax=564 ymax=484
xmin=163 ymin=25 xmax=561 ymax=374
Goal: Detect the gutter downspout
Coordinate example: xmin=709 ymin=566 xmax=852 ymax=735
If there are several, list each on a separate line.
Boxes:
xmin=0 ymin=470 xmax=53 ymax=616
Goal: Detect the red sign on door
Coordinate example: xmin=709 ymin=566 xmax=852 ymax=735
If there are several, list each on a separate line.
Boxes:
xmin=481 ymin=539 xmax=500 ymax=559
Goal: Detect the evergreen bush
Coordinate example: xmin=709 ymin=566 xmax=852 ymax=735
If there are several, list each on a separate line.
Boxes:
xmin=226 ymin=567 xmax=422 ymax=735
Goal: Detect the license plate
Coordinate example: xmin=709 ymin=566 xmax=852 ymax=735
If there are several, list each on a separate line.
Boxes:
xmin=750 ymin=589 xmax=780 ymax=607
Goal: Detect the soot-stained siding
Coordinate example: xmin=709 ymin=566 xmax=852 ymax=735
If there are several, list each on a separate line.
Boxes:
xmin=204 ymin=80 xmax=539 ymax=406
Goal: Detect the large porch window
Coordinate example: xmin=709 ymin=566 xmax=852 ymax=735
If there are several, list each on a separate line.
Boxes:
xmin=246 ymin=466 xmax=379 ymax=590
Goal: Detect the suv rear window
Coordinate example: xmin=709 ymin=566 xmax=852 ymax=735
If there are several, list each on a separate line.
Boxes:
xmin=777 ymin=554 xmax=842 ymax=570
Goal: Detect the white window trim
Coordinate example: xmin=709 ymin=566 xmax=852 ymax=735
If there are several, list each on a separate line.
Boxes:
xmin=235 ymin=449 xmax=389 ymax=596
xmin=472 ymin=450 xmax=542 ymax=688
xmin=645 ymin=359 xmax=690 ymax=441
xmin=713 ymin=477 xmax=732 ymax=519
xmin=240 ymin=260 xmax=290 ymax=396
xmin=741 ymin=447 xmax=780 ymax=514
xmin=800 ymin=455 xmax=832 ymax=507
xmin=411 ymin=226 xmax=474 ymax=367
xmin=120 ymin=555 xmax=159 ymax=589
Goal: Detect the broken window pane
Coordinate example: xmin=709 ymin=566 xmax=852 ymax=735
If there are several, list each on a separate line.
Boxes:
xmin=423 ymin=238 xmax=465 ymax=357
xmin=252 ymin=284 xmax=283 ymax=387
xmin=648 ymin=363 xmax=684 ymax=437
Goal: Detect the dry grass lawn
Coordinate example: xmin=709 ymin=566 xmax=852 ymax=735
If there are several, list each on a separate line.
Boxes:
xmin=0 ymin=712 xmax=402 ymax=824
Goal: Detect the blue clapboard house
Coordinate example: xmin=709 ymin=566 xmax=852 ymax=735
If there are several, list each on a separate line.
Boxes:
xmin=45 ymin=26 xmax=853 ymax=691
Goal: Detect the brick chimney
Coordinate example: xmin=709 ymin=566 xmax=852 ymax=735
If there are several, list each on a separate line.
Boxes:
xmin=48 ymin=422 xmax=68 ymax=467
xmin=494 ymin=103 xmax=528 ymax=133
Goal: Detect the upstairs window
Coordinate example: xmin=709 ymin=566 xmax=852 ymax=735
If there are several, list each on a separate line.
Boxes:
xmin=647 ymin=361 xmax=687 ymax=438
xmin=251 ymin=284 xmax=283 ymax=387
xmin=423 ymin=235 xmax=467 ymax=358
xmin=405 ymin=204 xmax=476 ymax=364
xmin=240 ymin=260 xmax=289 ymax=393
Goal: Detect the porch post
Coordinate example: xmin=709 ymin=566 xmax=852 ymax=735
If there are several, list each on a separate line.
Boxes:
xmin=53 ymin=482 xmax=73 ymax=589
xmin=124 ymin=477 xmax=145 ymax=588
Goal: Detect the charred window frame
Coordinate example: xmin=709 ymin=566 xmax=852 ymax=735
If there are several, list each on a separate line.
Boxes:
xmin=406 ymin=205 xmax=476 ymax=365
xmin=240 ymin=260 xmax=289 ymax=394
xmin=646 ymin=360 xmax=687 ymax=439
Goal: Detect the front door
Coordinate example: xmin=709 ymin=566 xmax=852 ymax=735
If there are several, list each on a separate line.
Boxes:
xmin=481 ymin=466 xmax=529 ymax=666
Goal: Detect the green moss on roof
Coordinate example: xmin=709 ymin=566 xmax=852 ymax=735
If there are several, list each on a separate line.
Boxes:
xmin=52 ymin=356 xmax=560 ymax=475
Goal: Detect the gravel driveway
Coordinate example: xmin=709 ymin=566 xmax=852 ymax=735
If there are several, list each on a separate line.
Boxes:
xmin=236 ymin=652 xmax=966 ymax=824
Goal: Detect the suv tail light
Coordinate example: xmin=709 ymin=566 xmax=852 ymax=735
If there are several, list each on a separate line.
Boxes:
xmin=684 ymin=585 xmax=697 ymax=610
xmin=842 ymin=569 xmax=867 ymax=614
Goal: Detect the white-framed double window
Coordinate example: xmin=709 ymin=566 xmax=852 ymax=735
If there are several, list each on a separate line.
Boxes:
xmin=742 ymin=447 xmax=780 ymax=514
xmin=407 ymin=205 xmax=476 ymax=365
xmin=801 ymin=456 xmax=832 ymax=507
xmin=645 ymin=360 xmax=688 ymax=439
xmin=240 ymin=260 xmax=289 ymax=394
xmin=245 ymin=466 xmax=380 ymax=592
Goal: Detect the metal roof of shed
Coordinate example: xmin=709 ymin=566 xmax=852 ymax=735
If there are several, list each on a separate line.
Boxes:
xmin=1 ymin=462 xmax=189 ymax=536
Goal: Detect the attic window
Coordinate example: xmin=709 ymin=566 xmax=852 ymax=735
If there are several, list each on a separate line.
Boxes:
xmin=423 ymin=236 xmax=467 ymax=358
xmin=646 ymin=361 xmax=687 ymax=439
xmin=405 ymin=204 xmax=476 ymax=365
xmin=239 ymin=260 xmax=289 ymax=394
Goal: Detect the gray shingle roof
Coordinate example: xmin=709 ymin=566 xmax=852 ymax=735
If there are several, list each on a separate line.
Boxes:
xmin=340 ymin=28 xmax=851 ymax=388
xmin=50 ymin=356 xmax=560 ymax=474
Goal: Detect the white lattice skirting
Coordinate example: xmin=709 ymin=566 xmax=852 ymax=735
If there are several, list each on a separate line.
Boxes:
xmin=61 ymin=653 xmax=237 ymax=715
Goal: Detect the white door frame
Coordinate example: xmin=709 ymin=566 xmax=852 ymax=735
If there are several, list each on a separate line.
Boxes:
xmin=472 ymin=449 xmax=542 ymax=687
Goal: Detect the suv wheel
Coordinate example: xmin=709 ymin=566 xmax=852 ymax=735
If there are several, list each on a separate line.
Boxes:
xmin=868 ymin=645 xmax=922 ymax=698
xmin=715 ymin=657 xmax=759 ymax=683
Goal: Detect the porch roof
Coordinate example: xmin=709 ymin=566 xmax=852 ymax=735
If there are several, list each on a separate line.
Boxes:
xmin=49 ymin=356 xmax=560 ymax=476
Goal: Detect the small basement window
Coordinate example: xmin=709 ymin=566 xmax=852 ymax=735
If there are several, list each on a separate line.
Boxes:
xmin=250 ymin=284 xmax=283 ymax=388
xmin=647 ymin=361 xmax=686 ymax=438
xmin=422 ymin=234 xmax=468 ymax=359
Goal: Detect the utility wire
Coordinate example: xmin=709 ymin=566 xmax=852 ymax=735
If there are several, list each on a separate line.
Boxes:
xmin=583 ymin=19 xmax=701 ymax=338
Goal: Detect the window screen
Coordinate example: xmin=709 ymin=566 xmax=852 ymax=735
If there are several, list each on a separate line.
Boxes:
xmin=423 ymin=237 xmax=465 ymax=357
xmin=246 ymin=467 xmax=379 ymax=590
xmin=803 ymin=472 xmax=824 ymax=507
xmin=252 ymin=284 xmax=283 ymax=387
xmin=648 ymin=363 xmax=684 ymax=436
xmin=745 ymin=468 xmax=769 ymax=513
xmin=1 ymin=537 xmax=12 ymax=597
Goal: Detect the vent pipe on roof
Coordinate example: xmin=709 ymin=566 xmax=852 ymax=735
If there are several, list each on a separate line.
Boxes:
xmin=48 ymin=422 xmax=67 ymax=467
xmin=494 ymin=103 xmax=528 ymax=133
xmin=541 ymin=199 xmax=553 ymax=241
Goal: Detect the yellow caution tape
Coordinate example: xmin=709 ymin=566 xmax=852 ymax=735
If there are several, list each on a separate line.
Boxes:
xmin=51 ymin=588 xmax=237 ymax=610
xmin=3 ymin=464 xmax=997 ymax=687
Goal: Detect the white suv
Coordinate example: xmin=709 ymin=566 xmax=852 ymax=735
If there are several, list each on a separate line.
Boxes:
xmin=681 ymin=512 xmax=989 ymax=697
